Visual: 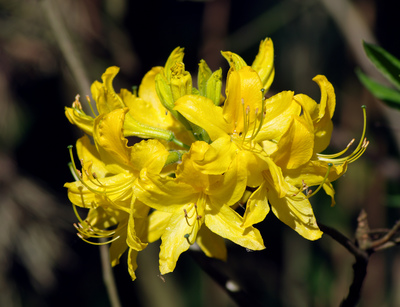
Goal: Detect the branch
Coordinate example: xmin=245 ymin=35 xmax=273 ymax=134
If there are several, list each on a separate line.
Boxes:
xmin=99 ymin=242 xmax=121 ymax=307
xmin=188 ymin=248 xmax=263 ymax=307
xmin=320 ymin=210 xmax=400 ymax=306
xmin=319 ymin=215 xmax=369 ymax=307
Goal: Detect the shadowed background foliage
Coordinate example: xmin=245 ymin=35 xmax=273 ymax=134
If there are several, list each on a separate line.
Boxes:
xmin=1 ymin=0 xmax=399 ymax=306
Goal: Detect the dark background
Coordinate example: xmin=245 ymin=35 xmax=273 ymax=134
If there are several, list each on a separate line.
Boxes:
xmin=1 ymin=0 xmax=400 ymax=306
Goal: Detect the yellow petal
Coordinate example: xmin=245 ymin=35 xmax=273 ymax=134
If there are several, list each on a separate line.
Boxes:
xmin=192 ymin=137 xmax=237 ymax=175
xmin=174 ymin=95 xmax=231 ymax=141
xmin=205 ymin=204 xmax=265 ymax=251
xmin=127 ymin=203 xmax=148 ymax=251
xmin=262 ymin=159 xmax=290 ymax=198
xmin=242 ymin=181 xmax=270 ymax=228
xmin=109 ymin=221 xmax=128 ymax=266
xmin=251 ymin=37 xmax=275 ymax=92
xmin=85 ymin=206 xmax=120 ymax=229
xmin=255 ymin=91 xmax=301 ymax=142
xmin=268 ymin=189 xmax=323 ymax=241
xmin=196 ymin=226 xmax=227 ymax=261
xmin=284 ymin=160 xmax=348 ymax=188
xmin=134 ymin=170 xmax=195 ymax=213
xmin=94 ymin=108 xmax=133 ymax=174
xmin=130 ymin=139 xmax=169 ymax=174
xmin=313 ymin=75 xmax=335 ymax=121
xmin=272 ymin=116 xmax=314 ymax=169
xmin=221 ymin=51 xmax=247 ymax=70
xmin=64 ymin=180 xmax=97 ymax=208
xmin=65 ymin=107 xmax=94 ymax=135
xmin=175 ymin=141 xmax=212 ymax=189
xmin=238 ymin=148 xmax=270 ymax=187
xmin=76 ymin=135 xmax=109 ymax=178
xmin=147 ymin=210 xmax=172 ymax=243
xmin=91 ymin=67 xmax=125 ymax=114
xmin=127 ymin=248 xmax=139 ymax=281
xmin=223 ymin=67 xmax=263 ymax=134
xmin=207 ymin=154 xmax=247 ymax=207
xmin=138 ymin=66 xmax=163 ymax=108
xmin=159 ymin=203 xmax=202 ymax=274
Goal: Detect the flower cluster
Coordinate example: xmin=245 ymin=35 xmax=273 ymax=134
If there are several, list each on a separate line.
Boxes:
xmin=64 ymin=38 xmax=367 ymax=279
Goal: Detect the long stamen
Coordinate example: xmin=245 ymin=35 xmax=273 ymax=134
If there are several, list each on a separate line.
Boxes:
xmin=72 ymin=203 xmax=85 ymax=224
xmin=184 ymin=208 xmax=193 ymax=226
xmin=77 ymin=233 xmax=120 ymax=245
xmin=68 ymin=145 xmax=107 ymax=195
xmin=183 ymin=202 xmax=203 ymax=245
xmin=85 ymin=95 xmax=97 ymax=117
xmin=318 ymin=139 xmax=355 ymax=159
xmin=306 ymin=163 xmax=333 ymax=199
xmin=317 ymin=105 xmax=368 ymax=165
xmin=249 ymin=90 xmax=266 ymax=141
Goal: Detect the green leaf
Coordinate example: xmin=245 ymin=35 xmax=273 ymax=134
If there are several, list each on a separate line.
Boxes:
xmin=363 ymin=41 xmax=400 ymax=90
xmin=386 ymin=194 xmax=400 ymax=207
xmin=356 ymin=68 xmax=400 ymax=109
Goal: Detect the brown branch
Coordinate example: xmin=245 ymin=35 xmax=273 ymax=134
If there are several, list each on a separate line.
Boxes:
xmin=370 ymin=220 xmax=400 ymax=250
xmin=188 ymin=249 xmax=263 ymax=307
xmin=319 ymin=216 xmax=369 ymax=307
xmin=320 ymin=211 xmax=400 ymax=307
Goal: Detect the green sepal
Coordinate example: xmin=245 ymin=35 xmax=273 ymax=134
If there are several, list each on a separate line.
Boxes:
xmin=123 ymin=112 xmax=175 ymax=141
xmin=206 ymin=68 xmax=223 ymax=105
xmin=189 ymin=122 xmax=211 ymax=143
xmin=164 ymin=150 xmax=185 ymax=166
xmin=155 ymin=69 xmax=193 ymax=132
xmin=198 ymin=59 xmax=212 ymax=96
xmin=155 ymin=72 xmax=174 ymax=110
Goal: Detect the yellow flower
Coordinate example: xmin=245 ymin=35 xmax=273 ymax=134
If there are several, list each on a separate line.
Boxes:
xmin=134 ymin=141 xmax=265 ymax=275
xmin=242 ymin=76 xmax=368 ymax=238
xmin=174 ymin=65 xmax=300 ymax=187
xmin=65 ymin=66 xmax=190 ymax=149
xmin=64 ymin=108 xmax=171 ymax=280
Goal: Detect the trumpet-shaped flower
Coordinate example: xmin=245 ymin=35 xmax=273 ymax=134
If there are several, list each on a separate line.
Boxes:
xmin=174 ymin=65 xmax=301 ymax=187
xmin=134 ymin=141 xmax=265 ymax=275
xmin=65 ymin=66 xmax=191 ymax=149
xmin=64 ymin=108 xmax=171 ymax=280
xmin=242 ymin=76 xmax=368 ymax=238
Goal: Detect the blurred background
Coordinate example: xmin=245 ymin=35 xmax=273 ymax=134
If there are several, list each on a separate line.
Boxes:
xmin=1 ymin=0 xmax=399 ymax=306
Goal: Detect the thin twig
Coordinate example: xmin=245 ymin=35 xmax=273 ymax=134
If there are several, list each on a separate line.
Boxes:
xmin=40 ymin=0 xmax=91 ymax=97
xmin=99 ymin=241 xmax=121 ymax=307
xmin=370 ymin=220 xmax=400 ymax=250
xmin=319 ymin=222 xmax=369 ymax=307
xmin=319 ymin=223 xmax=368 ymax=260
xmin=41 ymin=1 xmax=121 ymax=305
xmin=188 ymin=249 xmax=263 ymax=307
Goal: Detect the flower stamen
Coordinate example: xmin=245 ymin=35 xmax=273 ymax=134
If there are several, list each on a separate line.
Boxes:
xmin=317 ymin=106 xmax=368 ymax=165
